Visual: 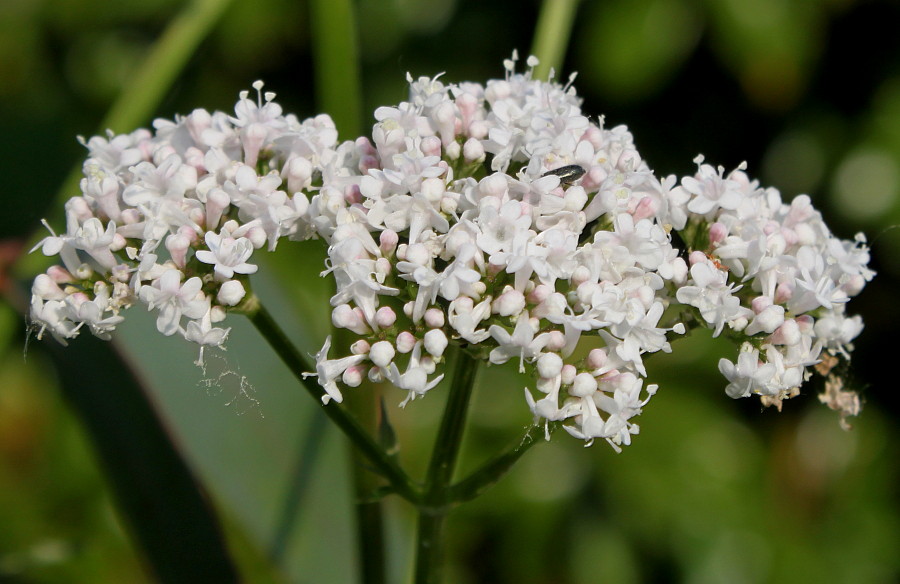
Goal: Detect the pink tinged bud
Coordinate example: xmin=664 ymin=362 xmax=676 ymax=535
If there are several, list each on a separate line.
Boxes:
xmin=587 ymin=348 xmax=608 ymax=370
xmin=374 ymin=306 xmax=397 ymax=328
xmin=165 ymin=233 xmax=191 ymax=268
xmin=424 ymin=329 xmax=448 ymax=357
xmin=342 ymin=365 xmax=365 ymax=387
xmin=440 ymin=195 xmax=458 ymax=215
xmin=561 ymin=364 xmax=577 ymax=385
xmin=245 ymin=226 xmax=267 ymax=249
xmin=479 ymin=174 xmax=508 ymax=199
xmin=355 ymin=136 xmax=377 ymax=157
xmin=47 ymin=265 xmax=74 ymax=284
xmin=583 ymin=166 xmax=608 ymax=190
xmin=751 ymin=295 xmax=773 ymax=314
xmin=184 ymin=146 xmax=205 ymax=172
xmin=210 ymin=305 xmax=226 ymax=322
xmin=528 ymin=283 xmax=553 ymax=304
xmin=745 ymin=304 xmax=785 ymax=336
xmin=285 ymin=157 xmax=313 ymax=193
xmin=456 ymin=92 xmax=478 ymax=127
xmin=795 ymin=314 xmax=815 ymax=333
xmin=671 ymin=257 xmax=689 ymax=285
xmin=360 ymin=154 xmax=380 ymax=173
xmin=345 ymin=184 xmax=362 ymax=205
xmin=468 ymin=120 xmax=489 ymax=140
xmin=445 ymin=141 xmax=461 ymax=160
xmin=842 ymin=274 xmax=866 ymax=297
xmin=110 ymin=233 xmax=127 ymax=252
xmin=241 ymin=123 xmax=268 ymax=167
xmin=493 ymin=288 xmax=526 ymax=317
xmin=375 ymin=257 xmax=392 ymax=279
xmin=406 ymin=243 xmax=430 ymax=266
xmin=564 ymin=186 xmax=588 ymax=212
xmin=545 ymin=330 xmax=565 ymax=352
xmin=121 ymin=208 xmax=141 ymax=224
xmin=632 ymin=196 xmax=656 ymax=221
xmin=351 ymin=339 xmax=370 ymax=354
xmin=770 ymin=318 xmax=801 ymax=345
xmin=205 ymin=188 xmax=230 ymax=231
xmin=795 ymin=223 xmax=817 ymax=246
xmin=67 ymin=197 xmax=92 ymax=220
xmin=463 ymin=138 xmax=485 ymax=163
xmin=332 ymin=304 xmax=369 ymax=334
xmin=581 ymin=127 xmax=604 ymax=149
xmin=217 ymin=280 xmax=246 ymax=306
xmin=433 ymin=102 xmax=458 ymax=145
xmin=421 ymin=135 xmax=443 ymax=158
xmin=424 ymin=308 xmax=445 ymax=328
xmin=368 ymin=367 xmax=385 ymax=383
xmin=369 ymin=341 xmax=396 ymax=368
xmin=570 ymin=373 xmax=598 ymax=397
xmin=396 ymin=331 xmax=417 ymax=353
xmin=774 ymin=282 xmax=793 ymax=303
xmin=380 ymin=230 xmax=399 ymax=255
xmin=421 ymin=177 xmax=445 ymax=201
xmin=688 ymin=250 xmax=708 ymax=266
xmin=536 ymin=352 xmax=563 ymax=378
xmin=709 ymin=222 xmax=728 ymax=244
xmin=32 ymin=274 xmax=66 ymax=300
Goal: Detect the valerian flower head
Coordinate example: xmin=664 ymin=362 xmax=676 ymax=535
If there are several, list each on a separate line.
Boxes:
xmin=29 ymin=57 xmax=873 ymax=448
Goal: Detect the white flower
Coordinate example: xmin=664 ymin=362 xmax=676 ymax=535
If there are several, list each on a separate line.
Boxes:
xmin=304 ymin=336 xmax=367 ymax=404
xmin=139 ymin=269 xmax=208 ymax=336
xmin=195 ymin=232 xmax=258 ymax=280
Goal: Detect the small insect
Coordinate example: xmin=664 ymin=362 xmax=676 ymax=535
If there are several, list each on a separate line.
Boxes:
xmin=541 ymin=164 xmax=586 ymax=187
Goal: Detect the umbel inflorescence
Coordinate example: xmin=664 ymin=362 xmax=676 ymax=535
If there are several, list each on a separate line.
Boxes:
xmin=29 ymin=53 xmax=874 ymax=450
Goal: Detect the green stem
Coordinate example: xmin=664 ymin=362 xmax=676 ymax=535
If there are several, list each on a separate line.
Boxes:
xmin=447 ymin=422 xmax=553 ymax=505
xmin=309 ymin=0 xmax=363 ymax=139
xmin=342 ymin=329 xmax=388 ymax=584
xmin=530 ymin=0 xmax=582 ymax=80
xmin=241 ymin=296 xmax=420 ymax=504
xmin=413 ymin=349 xmax=480 ymax=584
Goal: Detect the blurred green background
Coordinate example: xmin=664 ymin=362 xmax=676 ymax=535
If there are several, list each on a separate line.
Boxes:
xmin=1 ymin=0 xmax=898 ymax=582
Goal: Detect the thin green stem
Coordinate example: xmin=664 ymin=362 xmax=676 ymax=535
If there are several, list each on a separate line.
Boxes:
xmin=241 ymin=296 xmax=420 ymax=504
xmin=447 ymin=422 xmax=554 ymax=505
xmin=309 ymin=0 xmax=363 ymax=138
xmin=530 ymin=0 xmax=582 ymax=80
xmin=413 ymin=349 xmax=480 ymax=584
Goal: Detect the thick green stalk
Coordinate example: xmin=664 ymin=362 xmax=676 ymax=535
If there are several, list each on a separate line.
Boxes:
xmin=241 ymin=296 xmax=420 ymax=504
xmin=413 ymin=350 xmax=480 ymax=584
xmin=309 ymin=0 xmax=363 ymax=138
xmin=341 ymin=329 xmax=388 ymax=584
xmin=531 ymin=0 xmax=582 ymax=80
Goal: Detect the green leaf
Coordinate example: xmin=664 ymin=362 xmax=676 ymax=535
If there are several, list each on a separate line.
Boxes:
xmin=41 ymin=333 xmax=239 ymax=582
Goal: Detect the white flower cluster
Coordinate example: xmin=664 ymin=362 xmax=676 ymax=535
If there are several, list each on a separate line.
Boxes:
xmin=30 ymin=53 xmax=873 ymax=449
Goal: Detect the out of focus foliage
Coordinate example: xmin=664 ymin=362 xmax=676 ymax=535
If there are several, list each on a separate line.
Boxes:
xmin=1 ymin=0 xmax=898 ymax=582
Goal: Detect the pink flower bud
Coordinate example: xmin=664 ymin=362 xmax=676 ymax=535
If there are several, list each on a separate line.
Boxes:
xmin=424 ymin=308 xmax=445 ymax=328
xmin=217 ymin=280 xmax=246 ymax=306
xmin=704 ymin=222 xmax=725 ymax=244
xmin=396 ymin=331 xmax=417 ymax=353
xmin=374 ymin=306 xmax=397 ymax=328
